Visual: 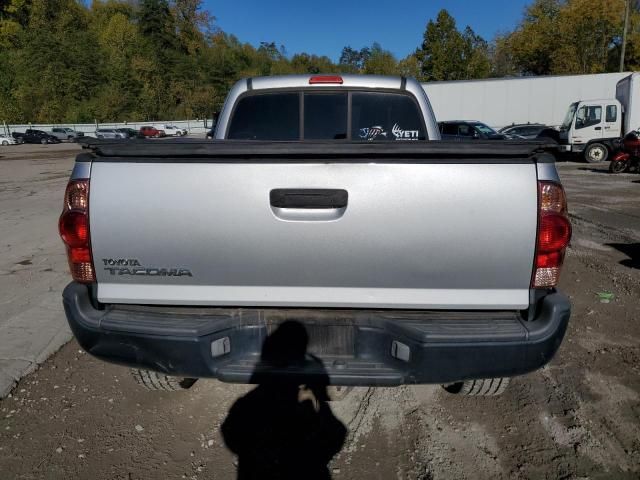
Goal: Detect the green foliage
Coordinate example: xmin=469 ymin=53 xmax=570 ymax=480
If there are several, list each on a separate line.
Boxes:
xmin=363 ymin=43 xmax=398 ymax=75
xmin=416 ymin=9 xmax=492 ymax=81
xmin=501 ymin=0 xmax=628 ymax=75
xmin=338 ymin=46 xmax=371 ymax=72
xmin=0 ymin=1 xmax=637 ymax=124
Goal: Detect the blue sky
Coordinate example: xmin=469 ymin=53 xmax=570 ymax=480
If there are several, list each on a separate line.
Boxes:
xmin=205 ymin=0 xmax=531 ymax=61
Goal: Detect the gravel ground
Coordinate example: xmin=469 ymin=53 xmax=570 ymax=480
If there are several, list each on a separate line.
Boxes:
xmin=0 ymin=146 xmax=639 ymax=479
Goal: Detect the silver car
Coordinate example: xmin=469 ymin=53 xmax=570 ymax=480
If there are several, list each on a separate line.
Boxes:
xmin=0 ymin=134 xmax=18 ymax=145
xmin=95 ymin=128 xmax=126 ymax=139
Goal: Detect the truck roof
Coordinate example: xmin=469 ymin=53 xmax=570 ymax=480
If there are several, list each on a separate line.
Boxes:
xmin=248 ymin=74 xmax=407 ymax=90
xmin=569 ymin=98 xmax=621 ymax=104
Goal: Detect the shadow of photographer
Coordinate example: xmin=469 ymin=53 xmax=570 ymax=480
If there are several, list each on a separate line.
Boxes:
xmin=221 ymin=321 xmax=347 ymax=480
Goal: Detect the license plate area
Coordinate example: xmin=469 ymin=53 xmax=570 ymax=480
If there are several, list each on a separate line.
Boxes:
xmin=264 ymin=312 xmax=355 ymax=356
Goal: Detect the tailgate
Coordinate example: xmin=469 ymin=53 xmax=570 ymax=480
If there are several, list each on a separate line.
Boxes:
xmin=89 ymin=148 xmax=539 ymax=309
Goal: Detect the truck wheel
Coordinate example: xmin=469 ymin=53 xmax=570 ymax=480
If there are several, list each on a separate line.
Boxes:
xmin=442 ymin=377 xmax=510 ymax=396
xmin=609 ymin=160 xmax=629 ymax=173
xmin=584 ymin=143 xmax=608 ymax=163
xmin=1 ymin=140 xmax=7 ymax=146
xmin=130 ymin=368 xmax=197 ymax=392
xmin=40 ymin=138 xmax=48 ymax=145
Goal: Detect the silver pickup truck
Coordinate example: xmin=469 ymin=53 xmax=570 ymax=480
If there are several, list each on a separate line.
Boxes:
xmin=60 ymin=75 xmax=571 ymax=396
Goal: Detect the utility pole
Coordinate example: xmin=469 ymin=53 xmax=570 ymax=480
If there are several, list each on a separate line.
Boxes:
xmin=620 ymin=0 xmax=631 ymax=72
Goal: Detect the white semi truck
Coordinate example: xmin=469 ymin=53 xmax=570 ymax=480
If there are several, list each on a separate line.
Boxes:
xmin=423 ymin=72 xmax=640 ymax=162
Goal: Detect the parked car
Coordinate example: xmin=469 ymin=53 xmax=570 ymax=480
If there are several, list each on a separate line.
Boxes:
xmin=499 ymin=123 xmax=548 ymax=139
xmin=152 ymin=124 xmax=187 ymax=136
xmin=95 ymin=128 xmax=127 ymax=139
xmin=139 ymin=126 xmax=166 ymax=138
xmin=49 ymin=127 xmax=84 ymax=141
xmin=439 ymin=121 xmax=506 ymax=140
xmin=0 ymin=134 xmax=19 ymax=145
xmin=13 ymin=129 xmax=61 ymax=144
xmin=60 ymin=74 xmax=571 ymax=398
xmin=115 ymin=128 xmax=141 ymax=139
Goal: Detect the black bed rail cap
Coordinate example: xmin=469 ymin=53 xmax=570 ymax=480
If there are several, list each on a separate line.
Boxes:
xmin=80 ymin=138 xmax=558 ymax=163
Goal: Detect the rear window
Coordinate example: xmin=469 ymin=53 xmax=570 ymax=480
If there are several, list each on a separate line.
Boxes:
xmin=304 ymin=93 xmax=347 ymax=140
xmin=351 ymin=92 xmax=425 ymax=141
xmin=228 ymin=93 xmax=300 ymax=140
xmin=227 ymin=90 xmax=427 ymax=141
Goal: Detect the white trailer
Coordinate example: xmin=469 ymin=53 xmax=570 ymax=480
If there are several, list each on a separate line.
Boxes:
xmin=423 ymin=72 xmax=640 ymax=162
xmin=422 ymin=72 xmax=630 ymax=130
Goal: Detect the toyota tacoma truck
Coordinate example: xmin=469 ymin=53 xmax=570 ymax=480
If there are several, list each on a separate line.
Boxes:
xmin=60 ymin=75 xmax=571 ymax=396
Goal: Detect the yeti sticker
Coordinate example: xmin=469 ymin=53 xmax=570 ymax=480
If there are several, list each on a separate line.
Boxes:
xmin=359 ymin=126 xmax=388 ymax=141
xmin=392 ymin=123 xmax=419 ymax=140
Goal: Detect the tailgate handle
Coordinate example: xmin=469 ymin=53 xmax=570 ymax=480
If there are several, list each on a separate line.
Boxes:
xmin=270 ymin=189 xmax=348 ymax=209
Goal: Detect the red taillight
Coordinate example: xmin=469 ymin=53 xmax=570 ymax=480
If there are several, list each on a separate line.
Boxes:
xmin=59 ymin=179 xmax=95 ymax=283
xmin=309 ymin=75 xmax=343 ymax=84
xmin=537 ymin=214 xmax=571 ymax=253
xmin=59 ymin=211 xmax=89 ymax=247
xmin=532 ymin=181 xmax=571 ymax=288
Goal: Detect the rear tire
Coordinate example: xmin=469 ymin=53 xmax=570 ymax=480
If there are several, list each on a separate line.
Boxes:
xmin=40 ymin=138 xmax=48 ymax=145
xmin=584 ymin=143 xmax=608 ymax=163
xmin=2 ymin=140 xmax=8 ymax=146
xmin=443 ymin=377 xmax=510 ymax=396
xmin=130 ymin=369 xmax=197 ymax=392
xmin=609 ymin=160 xmax=629 ymax=173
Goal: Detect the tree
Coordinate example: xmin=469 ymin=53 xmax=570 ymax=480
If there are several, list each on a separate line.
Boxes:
xmin=138 ymin=0 xmax=176 ymax=51
xmin=338 ymin=46 xmax=370 ymax=72
xmin=172 ymin=0 xmax=213 ymax=54
xmin=501 ymin=0 xmax=627 ymax=75
xmin=502 ymin=0 xmax=562 ymax=75
xmin=362 ymin=42 xmax=398 ymax=75
xmin=416 ymin=9 xmax=491 ymax=81
xmin=397 ymin=54 xmax=421 ymax=79
xmin=553 ymin=0 xmax=625 ymax=73
xmin=289 ymin=53 xmax=334 ymax=74
xmin=462 ymin=27 xmax=492 ymax=78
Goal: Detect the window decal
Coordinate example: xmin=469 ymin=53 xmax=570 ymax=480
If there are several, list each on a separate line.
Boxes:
xmin=358 ymin=126 xmax=388 ymax=141
xmin=392 ymin=123 xmax=419 ymax=140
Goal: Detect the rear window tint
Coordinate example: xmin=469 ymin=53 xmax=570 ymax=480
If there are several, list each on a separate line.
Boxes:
xmin=351 ymin=92 xmax=425 ymax=141
xmin=304 ymin=93 xmax=347 ymax=140
xmin=228 ymin=93 xmax=300 ymax=140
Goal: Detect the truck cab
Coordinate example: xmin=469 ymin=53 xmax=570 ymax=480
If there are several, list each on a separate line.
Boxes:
xmin=558 ymin=99 xmax=622 ymax=162
xmin=558 ymin=72 xmax=640 ymax=163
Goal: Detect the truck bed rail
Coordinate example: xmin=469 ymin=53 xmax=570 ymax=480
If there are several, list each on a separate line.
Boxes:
xmin=79 ymin=139 xmax=557 ymax=162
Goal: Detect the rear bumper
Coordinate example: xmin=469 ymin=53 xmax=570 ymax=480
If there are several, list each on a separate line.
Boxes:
xmin=63 ymin=282 xmax=571 ymax=386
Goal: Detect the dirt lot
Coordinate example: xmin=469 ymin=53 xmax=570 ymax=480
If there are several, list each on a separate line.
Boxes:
xmin=0 ymin=145 xmax=639 ymax=480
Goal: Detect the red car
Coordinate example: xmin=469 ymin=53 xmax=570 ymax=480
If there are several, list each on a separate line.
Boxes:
xmin=139 ymin=126 xmax=166 ymax=138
